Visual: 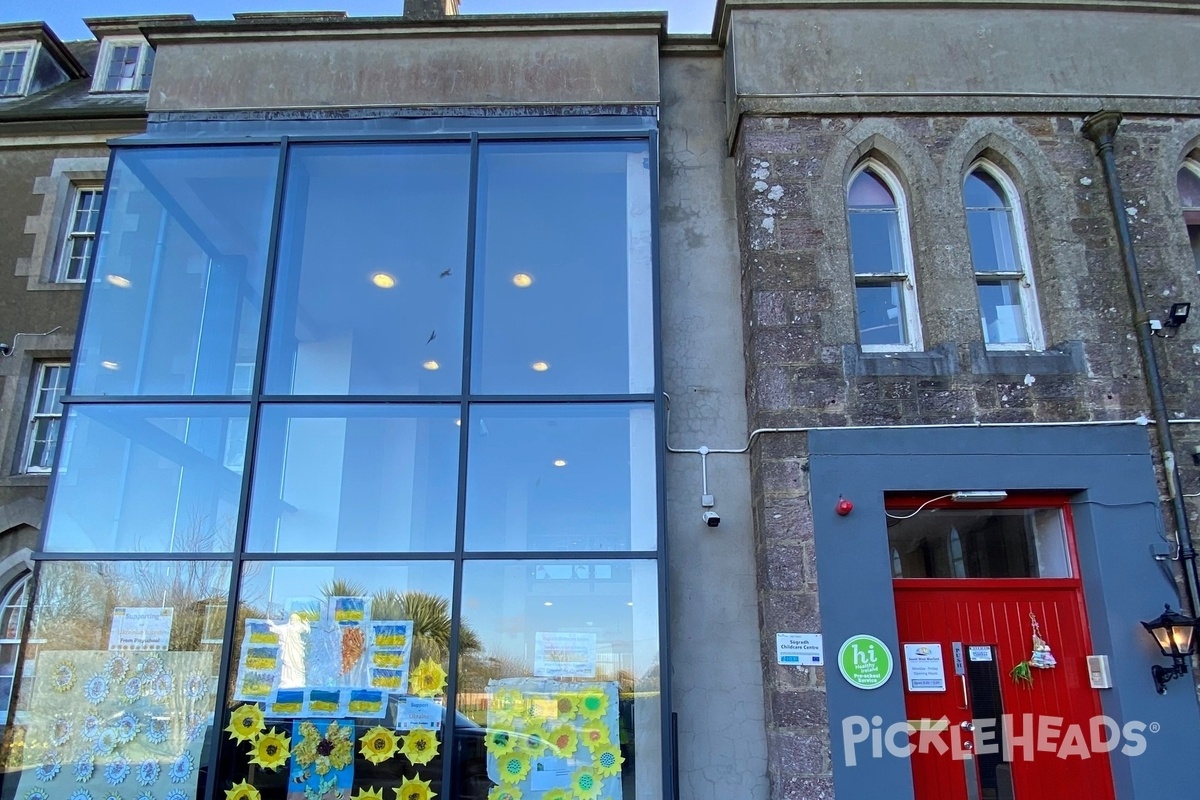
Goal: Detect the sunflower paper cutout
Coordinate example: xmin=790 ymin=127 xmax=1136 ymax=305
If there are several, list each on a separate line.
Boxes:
xmin=51 ymin=660 xmax=76 ymax=693
xmin=359 ymin=726 xmax=398 ymax=765
xmin=577 ymin=689 xmax=607 ymax=721
xmin=351 ymin=788 xmax=384 ymax=800
xmin=395 ymin=775 xmax=436 ymax=800
xmin=484 ymin=729 xmax=518 ymax=756
xmin=486 ymin=787 xmax=522 ymax=800
xmin=579 ymin=720 xmax=611 ymax=752
xmin=293 ymin=720 xmax=353 ymax=776
xmin=224 ymin=781 xmax=260 ymax=800
xmin=570 ymin=770 xmax=602 ymax=800
xmin=249 ymin=727 xmax=291 ymax=771
xmin=593 ymin=746 xmax=624 ymax=778
xmin=490 ymin=688 xmax=525 ymax=722
xmin=545 ymin=725 xmax=578 ymax=759
xmin=539 ymin=791 xmax=569 ymax=800
xmin=552 ymin=692 xmax=580 ymax=720
xmin=225 ymin=704 xmax=265 ymax=743
xmin=409 ymin=660 xmax=447 ymax=698
xmin=399 ymin=729 xmax=439 ymax=766
xmin=496 ymin=752 xmax=531 ymax=785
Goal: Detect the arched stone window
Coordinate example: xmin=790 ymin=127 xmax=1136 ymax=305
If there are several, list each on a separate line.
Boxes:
xmin=0 ymin=574 xmax=30 ymax=722
xmin=963 ymin=161 xmax=1043 ymax=349
xmin=1177 ymin=159 xmax=1200 ymax=275
xmin=847 ymin=160 xmax=921 ymax=350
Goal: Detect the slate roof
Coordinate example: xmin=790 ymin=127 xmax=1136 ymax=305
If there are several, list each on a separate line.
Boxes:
xmin=0 ymin=38 xmax=147 ymax=123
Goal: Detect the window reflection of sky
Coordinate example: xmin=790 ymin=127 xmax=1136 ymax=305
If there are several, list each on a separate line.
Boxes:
xmin=464 ymin=404 xmax=657 ymax=552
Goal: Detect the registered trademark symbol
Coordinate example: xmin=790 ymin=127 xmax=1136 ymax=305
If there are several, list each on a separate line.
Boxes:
xmin=1149 ymin=722 xmax=1161 ymax=733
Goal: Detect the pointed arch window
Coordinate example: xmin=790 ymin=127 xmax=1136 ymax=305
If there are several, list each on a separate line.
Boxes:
xmin=964 ymin=162 xmax=1043 ymax=349
xmin=0 ymin=574 xmax=30 ymax=722
xmin=847 ymin=161 xmax=921 ymax=350
xmin=1177 ymin=160 xmax=1200 ymax=276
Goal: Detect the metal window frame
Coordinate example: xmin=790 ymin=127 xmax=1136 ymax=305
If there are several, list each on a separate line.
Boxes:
xmin=21 ymin=361 xmax=70 ymax=474
xmin=847 ymin=159 xmax=923 ymax=352
xmin=54 ymin=186 xmax=103 ymax=283
xmin=31 ymin=120 xmax=673 ymax=800
xmin=964 ymin=159 xmax=1045 ymax=351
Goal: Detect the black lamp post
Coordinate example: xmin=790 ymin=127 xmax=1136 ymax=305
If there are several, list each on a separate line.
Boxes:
xmin=1141 ymin=604 xmax=1198 ymax=694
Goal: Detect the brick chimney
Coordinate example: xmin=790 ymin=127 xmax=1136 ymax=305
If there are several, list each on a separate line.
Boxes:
xmin=404 ymin=0 xmax=459 ymax=19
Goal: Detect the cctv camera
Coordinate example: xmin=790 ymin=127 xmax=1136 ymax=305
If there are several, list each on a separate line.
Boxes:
xmin=702 ymin=511 xmax=721 ymax=528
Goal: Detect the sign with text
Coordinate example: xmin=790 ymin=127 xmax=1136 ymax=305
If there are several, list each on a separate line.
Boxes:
xmin=838 ymin=634 xmax=894 ymax=690
xmin=903 ymin=643 xmax=947 ymax=692
xmin=776 ymin=633 xmax=824 ymax=666
xmin=108 ymin=606 xmax=174 ymax=650
xmin=533 ymin=632 xmax=597 ymax=678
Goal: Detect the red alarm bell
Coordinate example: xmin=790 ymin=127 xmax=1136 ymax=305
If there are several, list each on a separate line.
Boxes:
xmin=835 ymin=496 xmax=853 ymax=516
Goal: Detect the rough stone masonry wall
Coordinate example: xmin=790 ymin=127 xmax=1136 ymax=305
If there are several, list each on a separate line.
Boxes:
xmin=733 ymin=113 xmax=1200 ymax=799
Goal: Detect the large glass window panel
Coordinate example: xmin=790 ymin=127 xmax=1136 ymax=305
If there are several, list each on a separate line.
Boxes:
xmin=457 ymin=559 xmax=661 ymax=800
xmin=245 ymin=405 xmax=461 ymax=553
xmin=888 ymin=507 xmax=1070 ymax=578
xmin=472 ymin=141 xmax=654 ymax=396
xmin=0 ymin=561 xmax=230 ymax=800
xmin=464 ymin=404 xmax=657 ymax=552
xmin=965 ymin=171 xmax=1019 ymax=273
xmin=847 ymin=169 xmax=903 ymax=275
xmin=219 ymin=561 xmax=455 ymax=800
xmin=855 ymin=283 xmax=909 ymax=347
xmin=73 ymin=147 xmax=279 ymax=396
xmin=977 ymin=280 xmax=1028 ymax=345
xmin=42 ymin=405 xmax=248 ymax=553
xmin=264 ymin=144 xmax=471 ymax=396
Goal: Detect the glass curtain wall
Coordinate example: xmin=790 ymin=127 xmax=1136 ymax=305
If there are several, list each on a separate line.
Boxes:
xmin=3 ymin=134 xmax=663 ymax=800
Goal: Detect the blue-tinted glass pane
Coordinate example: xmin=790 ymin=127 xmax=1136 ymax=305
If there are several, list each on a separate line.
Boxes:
xmin=217 ymin=561 xmax=455 ymax=797
xmin=856 ymin=283 xmax=908 ymax=346
xmin=1178 ymin=166 xmax=1200 ymax=209
xmin=964 ymin=170 xmax=1008 ymax=209
xmin=848 ymin=169 xmax=895 ymax=208
xmin=465 ymin=404 xmax=657 ymax=551
xmin=848 ymin=210 xmax=903 ymax=274
xmin=264 ymin=144 xmax=470 ymax=395
xmin=74 ymin=147 xmax=278 ymax=396
xmin=966 ymin=209 xmax=1019 ymax=273
xmin=978 ymin=280 xmax=1028 ymax=344
xmin=42 ymin=405 xmax=249 ymax=552
xmin=471 ymin=141 xmax=654 ymax=395
xmin=245 ymin=405 xmax=460 ymax=553
xmin=456 ymin=559 xmax=661 ymax=798
xmin=2 ymin=561 xmax=227 ymax=795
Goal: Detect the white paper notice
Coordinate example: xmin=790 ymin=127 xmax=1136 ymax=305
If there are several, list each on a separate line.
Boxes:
xmin=776 ymin=633 xmax=824 ymax=666
xmin=533 ymin=632 xmax=598 ymax=678
xmin=107 ymin=606 xmax=174 ymax=650
xmin=903 ymin=643 xmax=947 ymax=692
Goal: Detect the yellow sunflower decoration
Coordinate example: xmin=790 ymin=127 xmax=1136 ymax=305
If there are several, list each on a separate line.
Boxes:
xmin=359 ymin=726 xmax=399 ymax=765
xmin=293 ymin=720 xmax=354 ymax=776
xmin=484 ymin=728 xmax=518 ymax=756
xmin=579 ymin=720 xmax=611 ymax=752
xmin=225 ymin=780 xmax=262 ymax=800
xmin=249 ymin=727 xmax=291 ymax=770
xmin=225 ymin=704 xmax=265 ymax=744
xmin=577 ymin=689 xmax=607 ymax=720
xmin=593 ymin=746 xmax=624 ymax=778
xmin=540 ymin=791 xmax=569 ymax=800
xmin=399 ymin=728 xmax=440 ymax=766
xmin=395 ymin=775 xmax=436 ymax=800
xmin=570 ymin=769 xmax=602 ymax=800
xmin=351 ymin=788 xmax=385 ymax=800
xmin=515 ymin=729 xmax=548 ymax=757
xmin=496 ymin=752 xmax=531 ymax=785
xmin=552 ymin=692 xmax=580 ymax=720
xmin=545 ymin=724 xmax=578 ymax=759
xmin=486 ymin=787 xmax=522 ymax=800
xmin=409 ymin=660 xmax=447 ymax=698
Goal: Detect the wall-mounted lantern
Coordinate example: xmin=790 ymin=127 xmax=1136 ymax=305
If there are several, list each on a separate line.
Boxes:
xmin=1140 ymin=604 xmax=1198 ymax=694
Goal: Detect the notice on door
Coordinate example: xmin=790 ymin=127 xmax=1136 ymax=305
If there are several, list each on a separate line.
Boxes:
xmin=902 ymin=643 xmax=947 ymax=692
xmin=108 ymin=607 xmax=174 ymax=650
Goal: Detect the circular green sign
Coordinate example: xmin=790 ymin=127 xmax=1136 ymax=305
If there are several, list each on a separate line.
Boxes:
xmin=838 ymin=634 xmax=894 ymax=690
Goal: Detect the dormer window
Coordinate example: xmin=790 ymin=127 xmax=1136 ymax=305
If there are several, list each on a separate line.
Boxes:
xmin=92 ymin=38 xmax=154 ymax=92
xmin=0 ymin=44 xmax=33 ymax=97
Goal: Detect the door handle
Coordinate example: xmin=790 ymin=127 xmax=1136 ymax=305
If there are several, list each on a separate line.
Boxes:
xmin=960 ymin=721 xmax=975 ymax=732
xmin=959 ymin=674 xmax=969 ymax=710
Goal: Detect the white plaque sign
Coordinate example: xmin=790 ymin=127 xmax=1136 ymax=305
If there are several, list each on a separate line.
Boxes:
xmin=903 ymin=643 xmax=947 ymax=692
xmin=776 ymin=633 xmax=824 ymax=666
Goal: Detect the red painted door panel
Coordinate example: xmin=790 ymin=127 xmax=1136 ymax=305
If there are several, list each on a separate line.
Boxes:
xmin=895 ymin=580 xmax=1115 ymax=800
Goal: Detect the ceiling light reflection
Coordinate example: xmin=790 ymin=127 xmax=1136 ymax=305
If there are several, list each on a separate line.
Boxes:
xmin=371 ymin=272 xmax=397 ymax=289
xmin=531 ymin=361 xmax=549 ymax=372
xmin=512 ymin=273 xmax=533 ymax=288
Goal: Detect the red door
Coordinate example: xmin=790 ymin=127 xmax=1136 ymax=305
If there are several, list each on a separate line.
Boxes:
xmin=889 ymin=495 xmax=1115 ymax=800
